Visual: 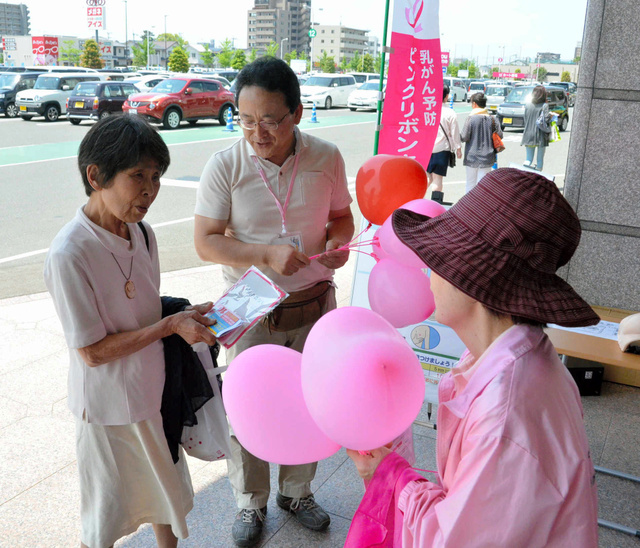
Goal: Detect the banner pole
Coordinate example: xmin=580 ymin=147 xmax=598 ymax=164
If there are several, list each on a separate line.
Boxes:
xmin=373 ymin=0 xmax=392 ymax=155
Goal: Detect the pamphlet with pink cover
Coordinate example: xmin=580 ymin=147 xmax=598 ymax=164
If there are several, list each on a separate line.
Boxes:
xmin=206 ymin=266 xmax=289 ymax=348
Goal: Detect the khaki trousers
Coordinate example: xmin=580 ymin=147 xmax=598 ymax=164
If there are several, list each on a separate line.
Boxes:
xmin=225 ymin=288 xmax=336 ymax=510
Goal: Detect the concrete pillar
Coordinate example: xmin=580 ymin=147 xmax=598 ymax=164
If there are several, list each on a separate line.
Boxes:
xmin=563 ymin=0 xmax=640 ymax=311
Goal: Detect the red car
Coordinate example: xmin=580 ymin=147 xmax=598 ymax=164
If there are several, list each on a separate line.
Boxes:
xmin=122 ymin=77 xmax=236 ymax=129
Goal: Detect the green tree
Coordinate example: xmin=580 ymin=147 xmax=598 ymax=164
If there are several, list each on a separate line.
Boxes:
xmin=289 ymin=49 xmax=298 ymax=60
xmin=535 ymin=67 xmax=548 ymax=82
xmin=374 ymin=55 xmax=382 ymax=74
xmin=132 ymin=31 xmax=155 ymax=67
xmin=200 ymin=43 xmax=214 ymax=68
xmin=0 ymin=52 xmax=3 ymax=64
xmin=349 ymin=51 xmax=362 ymax=71
xmin=249 ymin=48 xmax=257 ymax=62
xmin=218 ymin=38 xmax=233 ymax=67
xmin=490 ymin=66 xmax=499 ymax=76
xmin=168 ymin=46 xmax=189 ymax=72
xmin=319 ymin=51 xmax=335 ymax=73
xmin=265 ymin=41 xmax=279 ymax=57
xmin=362 ymin=53 xmax=375 ymax=73
xmin=80 ymin=39 xmax=104 ymax=69
xmin=231 ymin=49 xmax=247 ymax=70
xmin=561 ymin=70 xmax=571 ymax=82
xmin=515 ymin=68 xmax=522 ymax=74
xmin=59 ymin=40 xmax=81 ymax=66
xmin=156 ymin=33 xmax=188 ymax=48
xmin=447 ymin=64 xmax=459 ymax=77
xmin=573 ymin=56 xmax=581 ymax=63
xmin=339 ymin=56 xmax=349 ymax=72
xmin=284 ymin=52 xmax=292 ymax=64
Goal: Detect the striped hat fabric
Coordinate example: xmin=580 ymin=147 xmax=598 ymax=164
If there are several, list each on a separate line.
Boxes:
xmin=392 ymin=168 xmax=600 ymax=327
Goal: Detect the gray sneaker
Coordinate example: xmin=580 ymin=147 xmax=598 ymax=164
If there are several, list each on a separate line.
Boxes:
xmin=276 ymin=493 xmax=330 ymax=531
xmin=231 ymin=506 xmax=267 ymax=547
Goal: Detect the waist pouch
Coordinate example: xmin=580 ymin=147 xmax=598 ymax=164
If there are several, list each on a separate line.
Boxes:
xmin=263 ymin=281 xmax=334 ymax=332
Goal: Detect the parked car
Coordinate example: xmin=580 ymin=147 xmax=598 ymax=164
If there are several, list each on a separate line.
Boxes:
xmin=212 ymin=69 xmax=239 ymax=82
xmin=201 ymin=74 xmax=231 ymax=89
xmin=0 ymin=71 xmax=41 ymax=117
xmin=497 ymin=85 xmax=569 ymax=131
xmin=442 ymin=77 xmax=467 ymax=102
xmin=66 ymin=81 xmax=139 ymax=124
xmin=347 ymin=80 xmax=386 ymax=111
xmin=485 ymin=84 xmax=513 ymax=113
xmin=300 ymin=74 xmax=358 ymax=109
xmin=123 ymin=74 xmax=170 ymax=92
xmin=549 ymin=81 xmax=577 ymax=107
xmin=346 ymin=72 xmax=380 ymax=85
xmin=122 ymin=77 xmax=236 ymax=129
xmin=467 ymin=80 xmax=489 ymax=101
xmin=15 ymin=72 xmax=102 ymax=121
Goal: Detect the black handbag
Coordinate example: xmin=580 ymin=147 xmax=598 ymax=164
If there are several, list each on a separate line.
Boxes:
xmin=439 ymin=121 xmax=456 ymax=167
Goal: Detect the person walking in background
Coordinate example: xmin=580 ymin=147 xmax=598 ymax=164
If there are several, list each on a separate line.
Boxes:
xmin=194 ymin=57 xmax=354 ymax=547
xmin=426 ymin=84 xmax=462 ymax=203
xmin=460 ymin=92 xmax=502 ymax=193
xmin=522 ymin=85 xmax=552 ymax=171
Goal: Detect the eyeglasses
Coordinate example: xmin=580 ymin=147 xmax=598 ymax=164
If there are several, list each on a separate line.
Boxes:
xmin=237 ymin=111 xmax=291 ymax=131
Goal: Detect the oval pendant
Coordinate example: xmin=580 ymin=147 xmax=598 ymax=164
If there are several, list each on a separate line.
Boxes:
xmin=125 ymin=280 xmax=136 ymax=299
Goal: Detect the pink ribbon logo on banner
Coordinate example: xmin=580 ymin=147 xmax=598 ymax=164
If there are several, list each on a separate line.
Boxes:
xmin=379 ymin=0 xmax=442 ymax=171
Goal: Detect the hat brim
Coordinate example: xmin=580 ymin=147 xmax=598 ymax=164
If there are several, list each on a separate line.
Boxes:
xmin=392 ymin=209 xmax=600 ymax=328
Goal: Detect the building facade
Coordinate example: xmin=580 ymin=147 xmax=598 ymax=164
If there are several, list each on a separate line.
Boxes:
xmin=247 ymin=0 xmax=310 ymax=57
xmin=0 ymin=2 xmax=30 ymax=36
xmin=311 ymin=24 xmax=369 ymax=67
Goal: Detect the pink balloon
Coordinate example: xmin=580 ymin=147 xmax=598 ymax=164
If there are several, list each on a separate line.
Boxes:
xmin=378 ymin=199 xmax=447 ymax=269
xmin=302 ymin=307 xmax=425 ymax=451
xmin=368 ymin=259 xmax=435 ymax=328
xmin=223 ymin=345 xmax=341 ymax=465
xmin=371 ymin=228 xmax=388 ymax=262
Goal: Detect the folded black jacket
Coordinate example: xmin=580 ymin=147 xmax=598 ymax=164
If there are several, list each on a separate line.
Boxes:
xmin=160 ymin=296 xmax=220 ymax=463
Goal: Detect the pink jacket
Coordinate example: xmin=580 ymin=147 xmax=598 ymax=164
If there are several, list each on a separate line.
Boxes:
xmin=346 ymin=325 xmax=598 ymax=547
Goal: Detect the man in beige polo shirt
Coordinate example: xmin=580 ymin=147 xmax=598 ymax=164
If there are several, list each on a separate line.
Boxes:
xmin=194 ymin=57 xmax=354 ymax=547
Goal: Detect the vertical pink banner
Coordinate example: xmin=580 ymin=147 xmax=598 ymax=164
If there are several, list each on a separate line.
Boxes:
xmin=378 ymin=0 xmax=442 ymax=171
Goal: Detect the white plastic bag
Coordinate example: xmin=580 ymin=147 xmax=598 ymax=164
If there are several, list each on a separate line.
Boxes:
xmin=181 ymin=350 xmax=232 ymax=461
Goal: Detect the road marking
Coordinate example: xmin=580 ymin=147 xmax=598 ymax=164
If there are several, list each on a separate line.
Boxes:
xmin=161 ymin=178 xmax=199 ymax=189
xmin=0 ymin=217 xmax=196 ymax=264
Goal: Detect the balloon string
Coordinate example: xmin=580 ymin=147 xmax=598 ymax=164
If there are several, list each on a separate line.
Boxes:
xmin=413 ymin=467 xmax=437 ymax=475
xmin=309 ymin=223 xmax=374 ymax=260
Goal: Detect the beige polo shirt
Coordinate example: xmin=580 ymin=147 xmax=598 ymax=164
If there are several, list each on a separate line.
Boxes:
xmin=195 ymin=127 xmax=353 ymax=292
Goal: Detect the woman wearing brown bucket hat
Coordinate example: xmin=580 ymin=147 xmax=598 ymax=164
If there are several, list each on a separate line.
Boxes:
xmin=345 ymin=168 xmax=600 ymax=547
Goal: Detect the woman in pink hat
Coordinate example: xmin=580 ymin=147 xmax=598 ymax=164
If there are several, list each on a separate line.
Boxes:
xmin=345 ymin=168 xmax=600 ymax=547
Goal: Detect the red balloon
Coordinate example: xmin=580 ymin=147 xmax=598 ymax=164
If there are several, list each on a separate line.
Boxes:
xmin=356 ymin=155 xmax=429 ymax=226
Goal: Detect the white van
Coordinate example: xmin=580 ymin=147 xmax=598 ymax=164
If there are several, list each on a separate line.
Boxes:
xmin=300 ymin=74 xmax=358 ymax=109
xmin=346 ymin=72 xmax=381 ymax=85
xmin=16 ymin=72 xmax=103 ymax=121
xmin=442 ymin=77 xmax=467 ymax=102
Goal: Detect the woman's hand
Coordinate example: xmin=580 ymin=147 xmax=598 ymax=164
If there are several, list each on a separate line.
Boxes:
xmin=169 ymin=302 xmax=217 ymax=346
xmin=346 ymin=446 xmax=392 ymax=481
xmin=456 ymin=148 xmax=463 ymax=159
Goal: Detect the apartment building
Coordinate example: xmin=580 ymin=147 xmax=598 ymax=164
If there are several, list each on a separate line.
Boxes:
xmin=311 ymin=24 xmax=369 ymax=66
xmin=247 ymin=0 xmax=311 ymax=57
xmin=0 ymin=2 xmax=30 ymax=36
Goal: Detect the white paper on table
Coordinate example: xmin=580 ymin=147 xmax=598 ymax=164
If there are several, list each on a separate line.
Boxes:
xmin=548 ymin=320 xmax=620 ymax=342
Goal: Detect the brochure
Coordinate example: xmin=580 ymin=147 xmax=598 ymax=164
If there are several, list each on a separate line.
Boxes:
xmin=206 ymin=266 xmax=289 ymax=348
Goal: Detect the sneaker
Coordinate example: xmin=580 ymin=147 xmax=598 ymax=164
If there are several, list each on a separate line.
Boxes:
xmin=232 ymin=507 xmax=267 ymax=547
xmin=276 ymin=493 xmax=330 ymax=531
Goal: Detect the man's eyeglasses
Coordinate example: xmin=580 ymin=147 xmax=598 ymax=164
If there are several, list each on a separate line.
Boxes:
xmin=237 ymin=111 xmax=291 ymax=131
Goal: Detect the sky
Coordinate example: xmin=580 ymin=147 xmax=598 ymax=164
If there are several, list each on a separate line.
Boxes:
xmin=18 ymin=0 xmax=588 ymax=62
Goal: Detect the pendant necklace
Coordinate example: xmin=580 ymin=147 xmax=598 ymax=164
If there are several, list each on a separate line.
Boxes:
xmin=111 ymin=253 xmax=136 ymax=299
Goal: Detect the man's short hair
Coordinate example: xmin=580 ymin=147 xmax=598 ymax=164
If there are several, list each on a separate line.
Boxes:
xmin=442 ymin=85 xmax=450 ymax=101
xmin=235 ymin=57 xmax=301 ymax=113
xmin=471 ymin=92 xmax=486 ymax=108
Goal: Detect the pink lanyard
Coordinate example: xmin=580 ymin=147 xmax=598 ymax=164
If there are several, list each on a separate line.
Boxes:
xmin=252 ymin=153 xmax=301 ymax=234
